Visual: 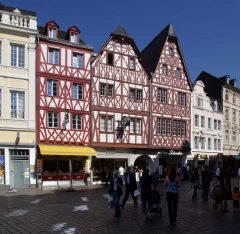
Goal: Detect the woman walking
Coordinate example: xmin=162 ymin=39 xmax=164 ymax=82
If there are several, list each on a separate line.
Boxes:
xmin=164 ymin=166 xmax=180 ymax=226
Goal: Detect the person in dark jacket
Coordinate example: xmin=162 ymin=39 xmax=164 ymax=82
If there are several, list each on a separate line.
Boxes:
xmin=140 ymin=169 xmax=153 ymax=217
xmin=108 ymin=170 xmax=123 ymax=217
xmin=121 ymin=167 xmax=138 ymax=208
xmin=201 ymin=165 xmax=212 ymax=200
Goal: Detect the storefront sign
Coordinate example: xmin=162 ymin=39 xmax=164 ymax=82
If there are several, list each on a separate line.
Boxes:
xmin=169 ymin=150 xmax=183 ymax=156
xmin=11 ymin=156 xmax=29 ymax=160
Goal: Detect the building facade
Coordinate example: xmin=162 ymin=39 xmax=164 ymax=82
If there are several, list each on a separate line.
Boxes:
xmin=141 ymin=25 xmax=192 ymax=175
xmin=91 ymin=26 xmax=151 ymax=177
xmin=0 ymin=5 xmax=38 ymax=188
xmin=190 ymin=80 xmax=223 ymax=171
xmin=36 ymin=21 xmax=96 ymax=187
xmin=197 ymin=72 xmax=240 ymax=174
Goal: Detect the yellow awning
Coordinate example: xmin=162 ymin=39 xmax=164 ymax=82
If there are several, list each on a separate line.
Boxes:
xmin=39 ymin=144 xmax=96 ymax=156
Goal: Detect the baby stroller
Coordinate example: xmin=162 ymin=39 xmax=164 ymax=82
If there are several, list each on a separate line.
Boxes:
xmin=211 ymin=183 xmax=223 ymax=209
xmin=147 ymin=189 xmax=162 ymax=219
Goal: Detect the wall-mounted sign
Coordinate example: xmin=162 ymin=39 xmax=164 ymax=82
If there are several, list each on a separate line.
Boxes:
xmin=169 ymin=150 xmax=183 ymax=156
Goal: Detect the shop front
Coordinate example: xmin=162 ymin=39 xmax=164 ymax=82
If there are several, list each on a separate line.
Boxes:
xmin=37 ymin=145 xmax=96 ymax=188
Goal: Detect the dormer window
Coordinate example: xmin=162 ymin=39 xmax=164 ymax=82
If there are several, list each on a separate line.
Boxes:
xmin=70 ymin=33 xmax=78 ymax=43
xmin=49 ymin=27 xmax=57 ymax=39
xmin=107 ymin=52 xmax=114 ymax=66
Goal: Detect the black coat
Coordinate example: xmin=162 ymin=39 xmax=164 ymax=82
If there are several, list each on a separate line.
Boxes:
xmin=124 ymin=172 xmax=137 ymax=191
xmin=108 ymin=176 xmax=123 ymax=196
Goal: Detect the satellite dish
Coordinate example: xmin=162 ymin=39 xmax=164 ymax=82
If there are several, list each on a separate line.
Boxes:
xmin=120 ymin=116 xmax=130 ymax=127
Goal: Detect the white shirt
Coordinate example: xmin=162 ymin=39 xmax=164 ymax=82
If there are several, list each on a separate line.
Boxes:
xmin=119 ymin=167 xmax=124 ymax=176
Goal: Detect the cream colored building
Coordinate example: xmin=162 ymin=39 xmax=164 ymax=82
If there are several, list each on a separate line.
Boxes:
xmin=0 ymin=5 xmax=38 ymax=188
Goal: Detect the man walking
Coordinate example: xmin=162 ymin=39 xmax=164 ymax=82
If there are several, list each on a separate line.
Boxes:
xmin=121 ymin=167 xmax=138 ymax=208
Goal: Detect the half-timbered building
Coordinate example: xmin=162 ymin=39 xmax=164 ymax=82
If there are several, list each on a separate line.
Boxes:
xmin=141 ymin=24 xmax=192 ymax=176
xmin=91 ymin=26 xmax=151 ymax=178
xmin=36 ymin=21 xmax=96 ymax=187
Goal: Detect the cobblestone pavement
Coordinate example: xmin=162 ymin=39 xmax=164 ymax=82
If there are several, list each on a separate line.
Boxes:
xmin=0 ymin=179 xmax=240 ymax=234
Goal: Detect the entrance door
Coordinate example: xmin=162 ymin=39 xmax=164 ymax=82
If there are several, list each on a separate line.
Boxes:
xmin=11 ymin=160 xmax=29 ymax=188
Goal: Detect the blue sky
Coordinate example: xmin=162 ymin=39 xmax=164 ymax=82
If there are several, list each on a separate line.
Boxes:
xmin=4 ymin=0 xmax=240 ymax=84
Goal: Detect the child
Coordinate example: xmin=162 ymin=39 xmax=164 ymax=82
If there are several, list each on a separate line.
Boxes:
xmin=232 ymin=187 xmax=240 ymax=212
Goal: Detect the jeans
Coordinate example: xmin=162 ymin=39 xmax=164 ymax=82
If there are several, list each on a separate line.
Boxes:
xmin=141 ymin=194 xmax=152 ymax=214
xmin=167 ymin=192 xmax=178 ymax=224
xmin=192 ymin=186 xmax=198 ymax=200
xmin=112 ymin=191 xmax=121 ymax=216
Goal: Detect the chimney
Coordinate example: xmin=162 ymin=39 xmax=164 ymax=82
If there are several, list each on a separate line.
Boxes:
xmin=230 ymin=79 xmax=237 ymax=87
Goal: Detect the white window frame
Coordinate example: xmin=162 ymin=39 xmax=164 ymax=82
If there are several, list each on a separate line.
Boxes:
xmin=129 ymin=57 xmax=135 ymax=70
xmin=73 ymin=83 xmax=83 ymax=100
xmin=208 ymin=138 xmax=211 ymax=150
xmin=48 ymin=48 xmax=59 ymax=64
xmin=48 ymin=27 xmax=57 ymax=38
xmin=217 ymin=120 xmax=221 ymax=131
xmin=197 ymin=97 xmax=203 ymax=108
xmin=194 ymin=136 xmax=199 ymax=149
xmin=225 ymin=130 xmax=229 ymax=144
xmin=169 ymin=47 xmax=174 ymax=57
xmin=10 ymin=90 xmax=25 ymax=119
xmin=157 ymin=88 xmax=167 ymax=103
xmin=100 ymin=115 xmax=113 ymax=132
xmin=201 ymin=137 xmax=205 ymax=150
xmin=70 ymin=33 xmax=78 ymax=43
xmin=232 ymin=131 xmax=236 ymax=145
xmin=201 ymin=116 xmax=205 ymax=128
xmin=72 ymin=114 xmax=82 ymax=130
xmin=47 ymin=79 xmax=58 ymax=97
xmin=214 ymin=139 xmax=217 ymax=150
xmin=48 ymin=112 xmax=58 ymax=128
xmin=10 ymin=43 xmax=25 ymax=68
xmin=195 ymin=115 xmax=199 ymax=127
xmin=233 ymin=110 xmax=236 ymax=123
xmin=73 ymin=53 xmax=83 ymax=68
xmin=162 ymin=64 xmax=167 ymax=76
xmin=225 ymin=109 xmax=229 ymax=121
xmin=217 ymin=139 xmax=221 ymax=151
xmin=214 ymin=119 xmax=217 ymax=130
xmin=176 ymin=68 xmax=181 ymax=78
xmin=208 ymin=118 xmax=211 ymax=130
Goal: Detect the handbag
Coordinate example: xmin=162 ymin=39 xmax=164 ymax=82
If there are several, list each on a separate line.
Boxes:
xmin=134 ymin=189 xmax=140 ymax=197
xmin=107 ymin=195 xmax=114 ymax=208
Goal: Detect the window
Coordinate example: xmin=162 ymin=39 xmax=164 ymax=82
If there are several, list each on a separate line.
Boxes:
xmin=107 ymin=52 xmax=114 ymax=66
xmin=225 ymin=90 xmax=229 ymax=101
xmin=232 ymin=131 xmax=236 ymax=145
xmin=162 ymin=64 xmax=167 ymax=76
xmin=213 ymin=101 xmax=218 ymax=111
xmin=129 ymin=57 xmax=135 ymax=70
xmin=173 ymin=120 xmax=177 ymax=136
xmin=214 ymin=139 xmax=217 ymax=150
xmin=169 ymin=47 xmax=174 ymax=57
xmin=129 ymin=88 xmax=142 ymax=102
xmin=225 ymin=130 xmax=229 ymax=144
xmin=49 ymin=48 xmax=59 ymax=64
xmin=0 ymin=41 xmax=1 ymax=64
xmin=208 ymin=118 xmax=211 ymax=130
xmin=48 ymin=27 xmax=57 ymax=38
xmin=47 ymin=80 xmax=58 ymax=97
xmin=73 ymin=53 xmax=83 ymax=68
xmin=194 ymin=136 xmax=199 ymax=149
xmin=10 ymin=91 xmax=25 ymax=118
xmin=100 ymin=115 xmax=113 ymax=132
xmin=201 ymin=137 xmax=205 ymax=150
xmin=217 ymin=139 xmax=221 ymax=151
xmin=157 ymin=88 xmax=167 ymax=103
xmin=233 ymin=93 xmax=236 ymax=104
xmin=100 ymin=83 xmax=113 ymax=97
xmin=48 ymin=112 xmax=58 ymax=128
xmin=73 ymin=83 xmax=83 ymax=100
xmin=225 ymin=109 xmax=229 ymax=121
xmin=195 ymin=115 xmax=199 ymax=127
xmin=176 ymin=68 xmax=181 ymax=78
xmin=157 ymin=118 xmax=172 ymax=136
xmin=208 ymin=138 xmax=211 ymax=150
xmin=72 ymin=114 xmax=82 ymax=130
xmin=233 ymin=110 xmax=236 ymax=123
xmin=167 ymin=119 xmax=171 ymax=135
xmin=157 ymin=118 xmax=161 ymax=135
xmin=130 ymin=118 xmax=142 ymax=134
xmin=218 ymin=120 xmax=221 ymax=131
xmin=178 ymin=92 xmax=186 ymax=106
xmin=11 ymin=44 xmax=25 ymax=68
xmin=196 ymin=97 xmax=203 ymax=108
xmin=70 ymin=33 xmax=78 ymax=43
xmin=201 ymin=116 xmax=205 ymax=128
xmin=214 ymin=119 xmax=217 ymax=130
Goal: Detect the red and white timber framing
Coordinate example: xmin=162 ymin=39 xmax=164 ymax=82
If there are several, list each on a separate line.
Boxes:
xmin=36 ymin=22 xmax=93 ymax=146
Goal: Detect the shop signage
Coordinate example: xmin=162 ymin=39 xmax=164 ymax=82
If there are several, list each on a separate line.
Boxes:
xmin=169 ymin=150 xmax=183 ymax=156
xmin=11 ymin=156 xmax=29 ymax=160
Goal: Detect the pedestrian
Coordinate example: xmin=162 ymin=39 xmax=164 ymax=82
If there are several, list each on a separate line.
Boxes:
xmin=164 ymin=166 xmax=180 ymax=226
xmin=105 ymin=168 xmax=112 ymax=187
xmin=121 ymin=166 xmax=138 ymax=208
xmin=201 ymin=165 xmax=212 ymax=200
xmin=220 ymin=166 xmax=232 ymax=212
xmin=108 ymin=170 xmax=123 ymax=218
xmin=140 ymin=169 xmax=153 ymax=219
xmin=232 ymin=187 xmax=240 ymax=213
xmin=191 ymin=168 xmax=200 ymax=200
xmin=118 ymin=165 xmax=125 ymax=182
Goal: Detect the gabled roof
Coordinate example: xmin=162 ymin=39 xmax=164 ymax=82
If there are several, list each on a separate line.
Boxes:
xmin=0 ymin=4 xmax=36 ymax=16
xmin=141 ymin=24 xmax=176 ymax=73
xmin=141 ymin=24 xmax=192 ymax=90
xmin=92 ymin=25 xmax=151 ymax=78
